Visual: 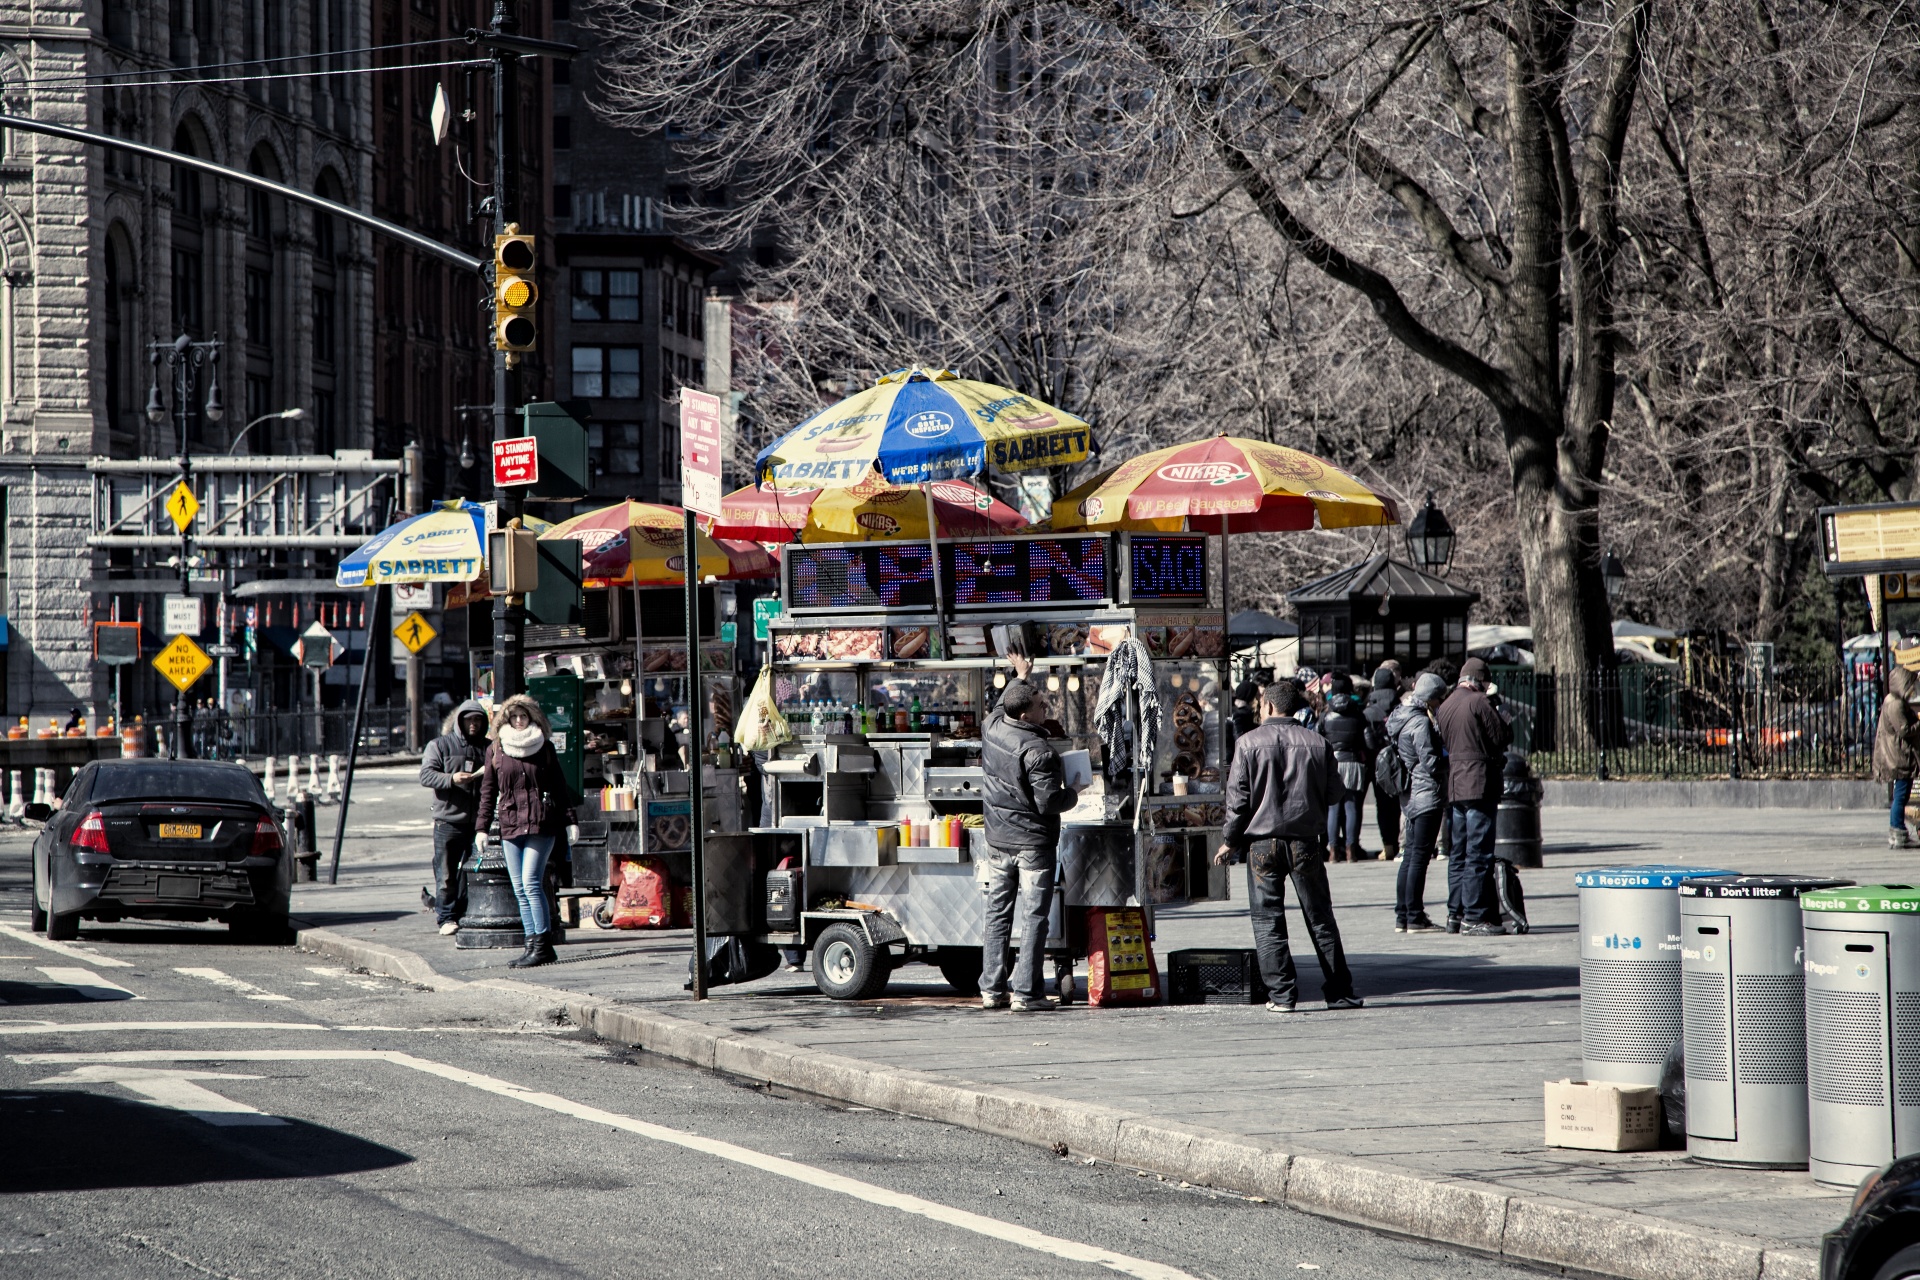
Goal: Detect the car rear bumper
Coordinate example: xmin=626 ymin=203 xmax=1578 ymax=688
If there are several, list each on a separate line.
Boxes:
xmin=53 ymin=856 xmax=291 ymax=920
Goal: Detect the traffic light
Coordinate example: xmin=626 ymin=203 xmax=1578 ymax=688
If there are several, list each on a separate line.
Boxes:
xmin=493 ymin=224 xmax=537 ymax=356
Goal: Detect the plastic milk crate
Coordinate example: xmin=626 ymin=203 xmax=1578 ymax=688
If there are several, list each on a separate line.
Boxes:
xmin=1166 ymin=948 xmax=1269 ymax=1006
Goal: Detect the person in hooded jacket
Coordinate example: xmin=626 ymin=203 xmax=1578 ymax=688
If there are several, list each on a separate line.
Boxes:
xmin=1385 ymin=672 xmax=1449 ymax=931
xmin=476 ymin=694 xmax=578 ymax=968
xmin=1873 ymin=664 xmax=1920 ymax=848
xmin=1318 ymin=673 xmax=1372 ymax=861
xmin=418 ymin=698 xmax=490 ymax=936
xmin=1363 ymin=665 xmax=1402 ymax=858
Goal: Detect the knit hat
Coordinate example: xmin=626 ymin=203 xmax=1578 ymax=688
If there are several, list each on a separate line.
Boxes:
xmin=1413 ymin=672 xmax=1447 ymax=703
xmin=1372 ymin=666 xmax=1398 ymax=690
xmin=1459 ymin=657 xmax=1492 ymax=684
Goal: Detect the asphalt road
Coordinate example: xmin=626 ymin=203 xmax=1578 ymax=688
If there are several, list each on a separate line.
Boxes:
xmin=0 ymin=907 xmax=1549 ymax=1280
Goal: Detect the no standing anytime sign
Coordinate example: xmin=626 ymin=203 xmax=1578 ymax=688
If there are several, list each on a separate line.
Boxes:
xmin=492 ymin=436 xmax=538 ymax=486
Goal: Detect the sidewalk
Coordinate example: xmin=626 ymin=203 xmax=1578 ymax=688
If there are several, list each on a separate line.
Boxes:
xmin=296 ymin=790 xmax=1904 ymax=1279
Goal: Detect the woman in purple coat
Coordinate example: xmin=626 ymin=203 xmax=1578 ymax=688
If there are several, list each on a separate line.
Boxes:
xmin=477 ymin=694 xmax=577 ymax=968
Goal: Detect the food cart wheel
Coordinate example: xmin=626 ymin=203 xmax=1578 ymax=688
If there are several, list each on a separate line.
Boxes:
xmin=592 ymin=899 xmax=615 ymax=930
xmin=1053 ymin=957 xmax=1076 ymax=1005
xmin=934 ymin=946 xmax=984 ymax=995
xmin=812 ymin=923 xmax=890 ymax=1001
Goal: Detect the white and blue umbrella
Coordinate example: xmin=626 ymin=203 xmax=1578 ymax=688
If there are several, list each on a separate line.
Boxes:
xmin=335 ymin=500 xmax=487 ymax=588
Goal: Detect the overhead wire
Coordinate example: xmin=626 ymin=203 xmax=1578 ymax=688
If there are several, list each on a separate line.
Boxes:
xmin=4 ymin=37 xmax=469 ymax=90
xmin=84 ymin=59 xmax=491 ymax=92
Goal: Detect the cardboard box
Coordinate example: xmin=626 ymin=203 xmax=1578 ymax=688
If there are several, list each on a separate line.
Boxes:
xmin=1543 ymin=1079 xmax=1662 ymax=1151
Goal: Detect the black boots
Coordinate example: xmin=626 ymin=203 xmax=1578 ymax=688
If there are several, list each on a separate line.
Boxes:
xmin=507 ymin=931 xmax=557 ymax=968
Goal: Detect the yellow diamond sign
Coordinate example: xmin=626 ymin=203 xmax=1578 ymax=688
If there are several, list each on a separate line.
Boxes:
xmin=165 ymin=482 xmax=200 ymax=533
xmin=152 ymin=633 xmax=212 ymax=692
xmin=394 ymin=610 xmax=438 ymax=655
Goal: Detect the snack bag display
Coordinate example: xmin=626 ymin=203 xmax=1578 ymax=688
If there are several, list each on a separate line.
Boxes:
xmin=1085 ymin=906 xmax=1159 ymax=1006
xmin=610 ymin=854 xmax=672 ymax=928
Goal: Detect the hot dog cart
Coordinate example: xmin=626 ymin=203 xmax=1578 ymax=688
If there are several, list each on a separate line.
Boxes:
xmin=703 ymin=530 xmax=1232 ymax=1000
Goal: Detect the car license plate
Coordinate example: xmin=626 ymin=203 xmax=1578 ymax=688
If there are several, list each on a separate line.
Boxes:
xmin=157 ymin=822 xmax=202 ymax=839
xmin=158 ymin=875 xmax=202 ymax=899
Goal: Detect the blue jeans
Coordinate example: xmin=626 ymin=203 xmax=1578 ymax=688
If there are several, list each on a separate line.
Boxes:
xmin=1895 ymin=778 xmax=1914 ymax=831
xmin=1396 ymin=808 xmax=1439 ymax=926
xmin=1446 ymin=802 xmax=1499 ymax=925
xmin=1327 ymin=793 xmax=1363 ymax=851
xmin=980 ymin=846 xmax=1056 ymax=1001
xmin=501 ymin=833 xmax=555 ymax=935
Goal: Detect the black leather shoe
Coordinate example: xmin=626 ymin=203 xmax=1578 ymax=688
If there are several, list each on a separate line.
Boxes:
xmin=507 ymin=934 xmax=541 ymax=968
xmin=524 ymin=931 xmax=558 ymax=966
xmin=1445 ymin=917 xmax=1461 ymax=934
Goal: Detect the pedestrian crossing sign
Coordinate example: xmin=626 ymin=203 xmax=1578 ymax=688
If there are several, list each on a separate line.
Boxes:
xmin=165 ymin=482 xmax=199 ymax=533
xmin=153 ymin=633 xmax=212 ymax=691
xmin=394 ymin=611 xmax=438 ymax=654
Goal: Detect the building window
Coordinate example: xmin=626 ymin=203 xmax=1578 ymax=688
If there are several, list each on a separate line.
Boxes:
xmin=171 ymin=247 xmax=204 ymax=335
xmin=571 ymin=345 xmax=640 ymax=399
xmin=593 ymin=421 xmax=640 ymax=477
xmin=661 ymin=424 xmax=680 ymax=481
xmin=313 ymin=389 xmax=335 ymax=455
xmin=313 ymin=288 xmax=336 ymax=364
xmin=572 ymin=269 xmax=639 ymax=322
xmin=245 ymin=268 xmax=272 ymax=345
xmin=552 ymin=115 xmax=571 ymax=149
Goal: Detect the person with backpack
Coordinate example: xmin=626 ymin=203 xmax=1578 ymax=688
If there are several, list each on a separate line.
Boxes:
xmin=1382 ymin=672 xmax=1448 ymax=931
xmin=1362 ymin=664 xmax=1402 ymax=859
xmin=1318 ymin=673 xmax=1373 ymax=861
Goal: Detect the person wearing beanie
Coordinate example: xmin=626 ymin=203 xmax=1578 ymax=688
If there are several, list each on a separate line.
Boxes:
xmin=1434 ymin=657 xmax=1512 ymax=935
xmin=1363 ymin=666 xmax=1402 ymax=858
xmin=1384 ymin=673 xmax=1449 ymax=930
xmin=1317 ymin=672 xmax=1372 ymax=861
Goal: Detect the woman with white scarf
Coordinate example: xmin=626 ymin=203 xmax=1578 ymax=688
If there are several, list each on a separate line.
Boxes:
xmin=476 ymin=694 xmax=577 ymax=968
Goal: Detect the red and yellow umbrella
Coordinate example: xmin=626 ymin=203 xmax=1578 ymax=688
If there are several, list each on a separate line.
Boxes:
xmin=704 ymin=474 xmax=1030 ymax=543
xmin=542 ymin=500 xmax=775 ymax=585
xmin=1053 ymin=434 xmax=1400 ymax=532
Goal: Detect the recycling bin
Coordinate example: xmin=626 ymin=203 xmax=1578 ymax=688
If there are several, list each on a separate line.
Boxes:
xmin=1677 ymin=874 xmax=1853 ymax=1168
xmin=1577 ymin=864 xmax=1738 ymax=1087
xmin=1800 ymin=884 xmax=1920 ymax=1188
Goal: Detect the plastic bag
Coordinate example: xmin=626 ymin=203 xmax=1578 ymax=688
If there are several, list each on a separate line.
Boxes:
xmin=735 ymin=666 xmax=792 ymax=752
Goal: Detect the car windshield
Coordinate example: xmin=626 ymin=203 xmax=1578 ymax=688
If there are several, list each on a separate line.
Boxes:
xmin=84 ymin=764 xmax=266 ymax=806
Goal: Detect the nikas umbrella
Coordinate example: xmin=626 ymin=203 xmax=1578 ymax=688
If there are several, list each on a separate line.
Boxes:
xmin=704 ymin=474 xmax=1029 ymax=543
xmin=542 ymin=500 xmax=774 ymax=585
xmin=335 ymin=500 xmax=487 ymax=587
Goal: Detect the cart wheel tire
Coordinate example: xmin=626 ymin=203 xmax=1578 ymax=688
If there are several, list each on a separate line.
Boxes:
xmin=30 ymin=856 xmax=47 ymax=933
xmin=46 ymin=910 xmax=79 ymax=942
xmin=813 ymin=924 xmax=888 ymax=1000
xmin=593 ymin=899 xmax=615 ymax=929
xmin=935 ymin=946 xmax=984 ymax=995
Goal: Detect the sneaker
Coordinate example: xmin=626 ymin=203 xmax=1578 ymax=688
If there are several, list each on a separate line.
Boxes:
xmin=1462 ymin=922 xmax=1506 ymax=937
xmin=1265 ymin=1001 xmax=1298 ymax=1013
xmin=1009 ymin=997 xmax=1057 ymax=1012
xmin=1393 ymin=922 xmax=1408 ymax=933
xmin=1325 ymin=995 xmax=1365 ymax=1010
xmin=1445 ymin=917 xmax=1462 ymax=934
xmin=981 ymin=993 xmax=1010 ymax=1010
xmin=438 ymin=921 xmax=458 ymax=936
xmin=1407 ymin=918 xmax=1440 ymax=932
xmin=783 ymin=963 xmax=803 ymax=973
xmin=1893 ymin=830 xmax=1913 ymax=849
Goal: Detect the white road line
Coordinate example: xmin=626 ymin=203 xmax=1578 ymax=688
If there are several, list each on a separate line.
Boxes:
xmin=0 ymin=924 xmax=133 ymax=968
xmin=7 ymin=1048 xmax=1197 ymax=1280
xmin=0 ymin=1021 xmax=324 ymax=1035
xmin=305 ymin=965 xmax=387 ymax=991
xmin=174 ymin=968 xmax=294 ymax=1002
xmin=37 ymin=967 xmax=138 ymax=1001
xmin=30 ymin=1064 xmax=285 ymax=1126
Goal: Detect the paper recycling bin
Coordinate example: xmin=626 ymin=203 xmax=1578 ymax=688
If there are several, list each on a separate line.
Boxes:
xmin=1800 ymin=884 xmax=1920 ymax=1188
xmin=1677 ymin=874 xmax=1853 ymax=1168
xmin=1577 ymin=865 xmax=1737 ymax=1087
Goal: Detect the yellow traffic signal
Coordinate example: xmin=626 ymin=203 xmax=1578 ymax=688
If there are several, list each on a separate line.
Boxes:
xmin=494 ymin=225 xmax=537 ymax=354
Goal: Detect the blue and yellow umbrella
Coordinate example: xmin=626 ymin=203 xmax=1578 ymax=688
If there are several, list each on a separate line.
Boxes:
xmin=335 ymin=500 xmax=487 ymax=587
xmin=754 ymin=368 xmax=1092 ymax=490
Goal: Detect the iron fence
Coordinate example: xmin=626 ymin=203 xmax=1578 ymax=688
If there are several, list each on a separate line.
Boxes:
xmin=149 ymin=705 xmax=415 ymax=763
xmin=1490 ymin=664 xmax=1877 ymax=780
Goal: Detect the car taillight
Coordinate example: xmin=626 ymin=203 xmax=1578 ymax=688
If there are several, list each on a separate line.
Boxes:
xmin=251 ymin=817 xmax=284 ymax=855
xmin=72 ymin=811 xmax=110 ymax=853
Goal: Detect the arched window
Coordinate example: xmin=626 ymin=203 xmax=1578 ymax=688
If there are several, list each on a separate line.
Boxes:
xmin=244 ymin=145 xmax=283 ymax=449
xmin=169 ymin=123 xmax=207 ymax=339
xmin=103 ymin=226 xmax=139 ymax=455
xmin=311 ymin=168 xmax=347 ymax=456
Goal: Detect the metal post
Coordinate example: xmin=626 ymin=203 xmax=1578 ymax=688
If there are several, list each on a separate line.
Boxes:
xmin=402 ymin=443 xmax=424 ymax=751
xmin=328 ymin=584 xmax=381 ymax=885
xmin=488 ymin=2 xmax=526 ymax=705
xmin=1220 ymin=513 xmax=1231 ymax=765
xmin=685 ymin=508 xmax=708 ymax=999
xmin=921 ymin=483 xmax=948 ymax=661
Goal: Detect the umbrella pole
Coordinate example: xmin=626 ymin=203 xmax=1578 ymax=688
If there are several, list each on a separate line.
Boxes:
xmin=1221 ymin=514 xmax=1231 ymax=768
xmin=684 ymin=509 xmax=709 ymax=1000
xmin=328 ymin=583 xmax=381 ymax=886
xmin=924 ymin=483 xmax=949 ymax=660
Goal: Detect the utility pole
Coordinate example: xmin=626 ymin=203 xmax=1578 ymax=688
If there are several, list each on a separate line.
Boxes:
xmin=403 ymin=441 xmax=424 ymax=751
xmin=146 ymin=334 xmax=223 ymax=759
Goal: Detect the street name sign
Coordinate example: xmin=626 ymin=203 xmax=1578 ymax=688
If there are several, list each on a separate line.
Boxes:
xmin=153 ymin=634 xmax=212 ymax=691
xmin=394 ymin=611 xmax=438 ymax=654
xmin=165 ymin=481 xmax=200 ymax=533
xmin=493 ymin=436 xmax=538 ymax=486
xmin=680 ymin=389 xmax=724 ymax=517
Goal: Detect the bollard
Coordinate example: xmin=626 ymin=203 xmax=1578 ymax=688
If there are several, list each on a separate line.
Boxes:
xmin=455 ymin=839 xmax=526 ymax=949
xmin=1495 ymin=751 xmax=1543 ymax=868
xmin=293 ymin=793 xmax=319 ymax=882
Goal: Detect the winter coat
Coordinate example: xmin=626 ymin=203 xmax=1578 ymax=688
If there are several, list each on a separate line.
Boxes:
xmin=1385 ymin=696 xmax=1447 ymax=819
xmin=1222 ymin=715 xmax=1342 ymax=848
xmin=1363 ymin=685 xmax=1398 ymax=736
xmin=1319 ymin=700 xmax=1374 ymax=794
xmin=476 ymin=736 xmax=576 ymax=841
xmin=1434 ymin=684 xmax=1512 ymax=807
xmin=980 ymin=706 xmax=1077 ymax=851
xmin=418 ymin=698 xmax=490 ymax=828
xmin=1873 ymin=666 xmax=1920 ymax=783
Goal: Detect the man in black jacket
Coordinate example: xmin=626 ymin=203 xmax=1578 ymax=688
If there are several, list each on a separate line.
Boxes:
xmin=1214 ymin=681 xmax=1362 ymax=1012
xmin=1363 ymin=664 xmax=1402 ymax=858
xmin=418 ymin=699 xmax=490 ymax=935
xmin=979 ymin=674 xmax=1079 ymax=1012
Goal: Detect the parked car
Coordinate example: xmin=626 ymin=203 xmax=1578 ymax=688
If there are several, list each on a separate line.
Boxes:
xmin=1825 ymin=1155 xmax=1920 ymax=1279
xmin=28 ymin=758 xmax=291 ymax=943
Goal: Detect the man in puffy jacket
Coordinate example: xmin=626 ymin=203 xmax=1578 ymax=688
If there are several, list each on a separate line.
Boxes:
xmin=418 ymin=698 xmax=489 ymax=935
xmin=1213 ymin=681 xmax=1361 ymax=1013
xmin=980 ymin=673 xmax=1079 ymax=1012
xmin=1434 ymin=657 xmax=1512 ymax=935
xmin=1385 ymin=672 xmax=1448 ymax=931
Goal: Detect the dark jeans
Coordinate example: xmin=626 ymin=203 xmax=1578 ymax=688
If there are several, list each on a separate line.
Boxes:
xmin=1446 ymin=802 xmax=1499 ymax=924
xmin=1375 ymin=786 xmax=1401 ymax=853
xmin=1894 ymin=777 xmax=1913 ymax=831
xmin=1245 ymin=839 xmax=1354 ymax=1006
xmin=1326 ymin=793 xmax=1363 ymax=851
xmin=1395 ymin=807 xmax=1439 ymax=926
xmin=980 ymin=846 xmax=1056 ymax=1000
xmin=432 ymin=821 xmax=474 ymax=924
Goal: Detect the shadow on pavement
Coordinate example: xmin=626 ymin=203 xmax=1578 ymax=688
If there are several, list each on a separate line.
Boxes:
xmin=0 ymin=979 xmax=126 ymax=1005
xmin=0 ymin=1092 xmax=412 ymax=1192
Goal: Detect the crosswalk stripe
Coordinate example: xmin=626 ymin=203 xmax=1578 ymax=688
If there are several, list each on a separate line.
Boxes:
xmin=0 ymin=1021 xmax=323 ymax=1035
xmin=306 ymin=966 xmax=387 ymax=991
xmin=175 ymin=968 xmax=293 ymax=1002
xmin=0 ymin=924 xmax=134 ymax=968
xmin=36 ymin=967 xmax=139 ymax=1001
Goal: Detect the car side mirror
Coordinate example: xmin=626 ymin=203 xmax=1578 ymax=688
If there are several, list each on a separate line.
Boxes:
xmin=21 ymin=802 xmax=52 ymax=825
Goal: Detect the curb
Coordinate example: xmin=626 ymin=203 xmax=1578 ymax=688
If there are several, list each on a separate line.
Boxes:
xmin=297 ymin=931 xmax=1822 ymax=1280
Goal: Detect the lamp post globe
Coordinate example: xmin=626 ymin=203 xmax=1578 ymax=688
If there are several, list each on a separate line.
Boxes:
xmin=1406 ymin=492 xmax=1456 ymax=574
xmin=1602 ymin=550 xmax=1627 ymax=606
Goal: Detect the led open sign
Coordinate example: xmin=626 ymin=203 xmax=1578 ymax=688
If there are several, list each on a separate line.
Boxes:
xmin=784 ymin=536 xmax=1111 ymax=614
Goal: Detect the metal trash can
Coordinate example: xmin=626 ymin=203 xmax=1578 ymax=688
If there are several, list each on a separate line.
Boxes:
xmin=1678 ymin=874 xmax=1853 ymax=1168
xmin=1578 ymin=864 xmax=1738 ymax=1087
xmin=1494 ymin=752 xmax=1543 ymax=868
xmin=1800 ymin=884 xmax=1920 ymax=1188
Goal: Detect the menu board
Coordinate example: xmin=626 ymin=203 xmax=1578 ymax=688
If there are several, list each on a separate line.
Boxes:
xmin=1127 ymin=535 xmax=1208 ymax=602
xmin=785 ymin=535 xmax=1111 ymax=614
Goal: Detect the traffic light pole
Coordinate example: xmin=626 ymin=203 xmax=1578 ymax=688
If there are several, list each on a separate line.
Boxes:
xmin=489 ymin=2 xmax=526 ymax=705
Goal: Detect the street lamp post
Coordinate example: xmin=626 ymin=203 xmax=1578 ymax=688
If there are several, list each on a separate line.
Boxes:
xmin=1601 ymin=550 xmax=1627 ymax=609
xmin=1406 ymin=493 xmax=1456 ymax=574
xmin=226 ymin=406 xmax=306 ymax=455
xmin=147 ymin=334 xmax=224 ymax=759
